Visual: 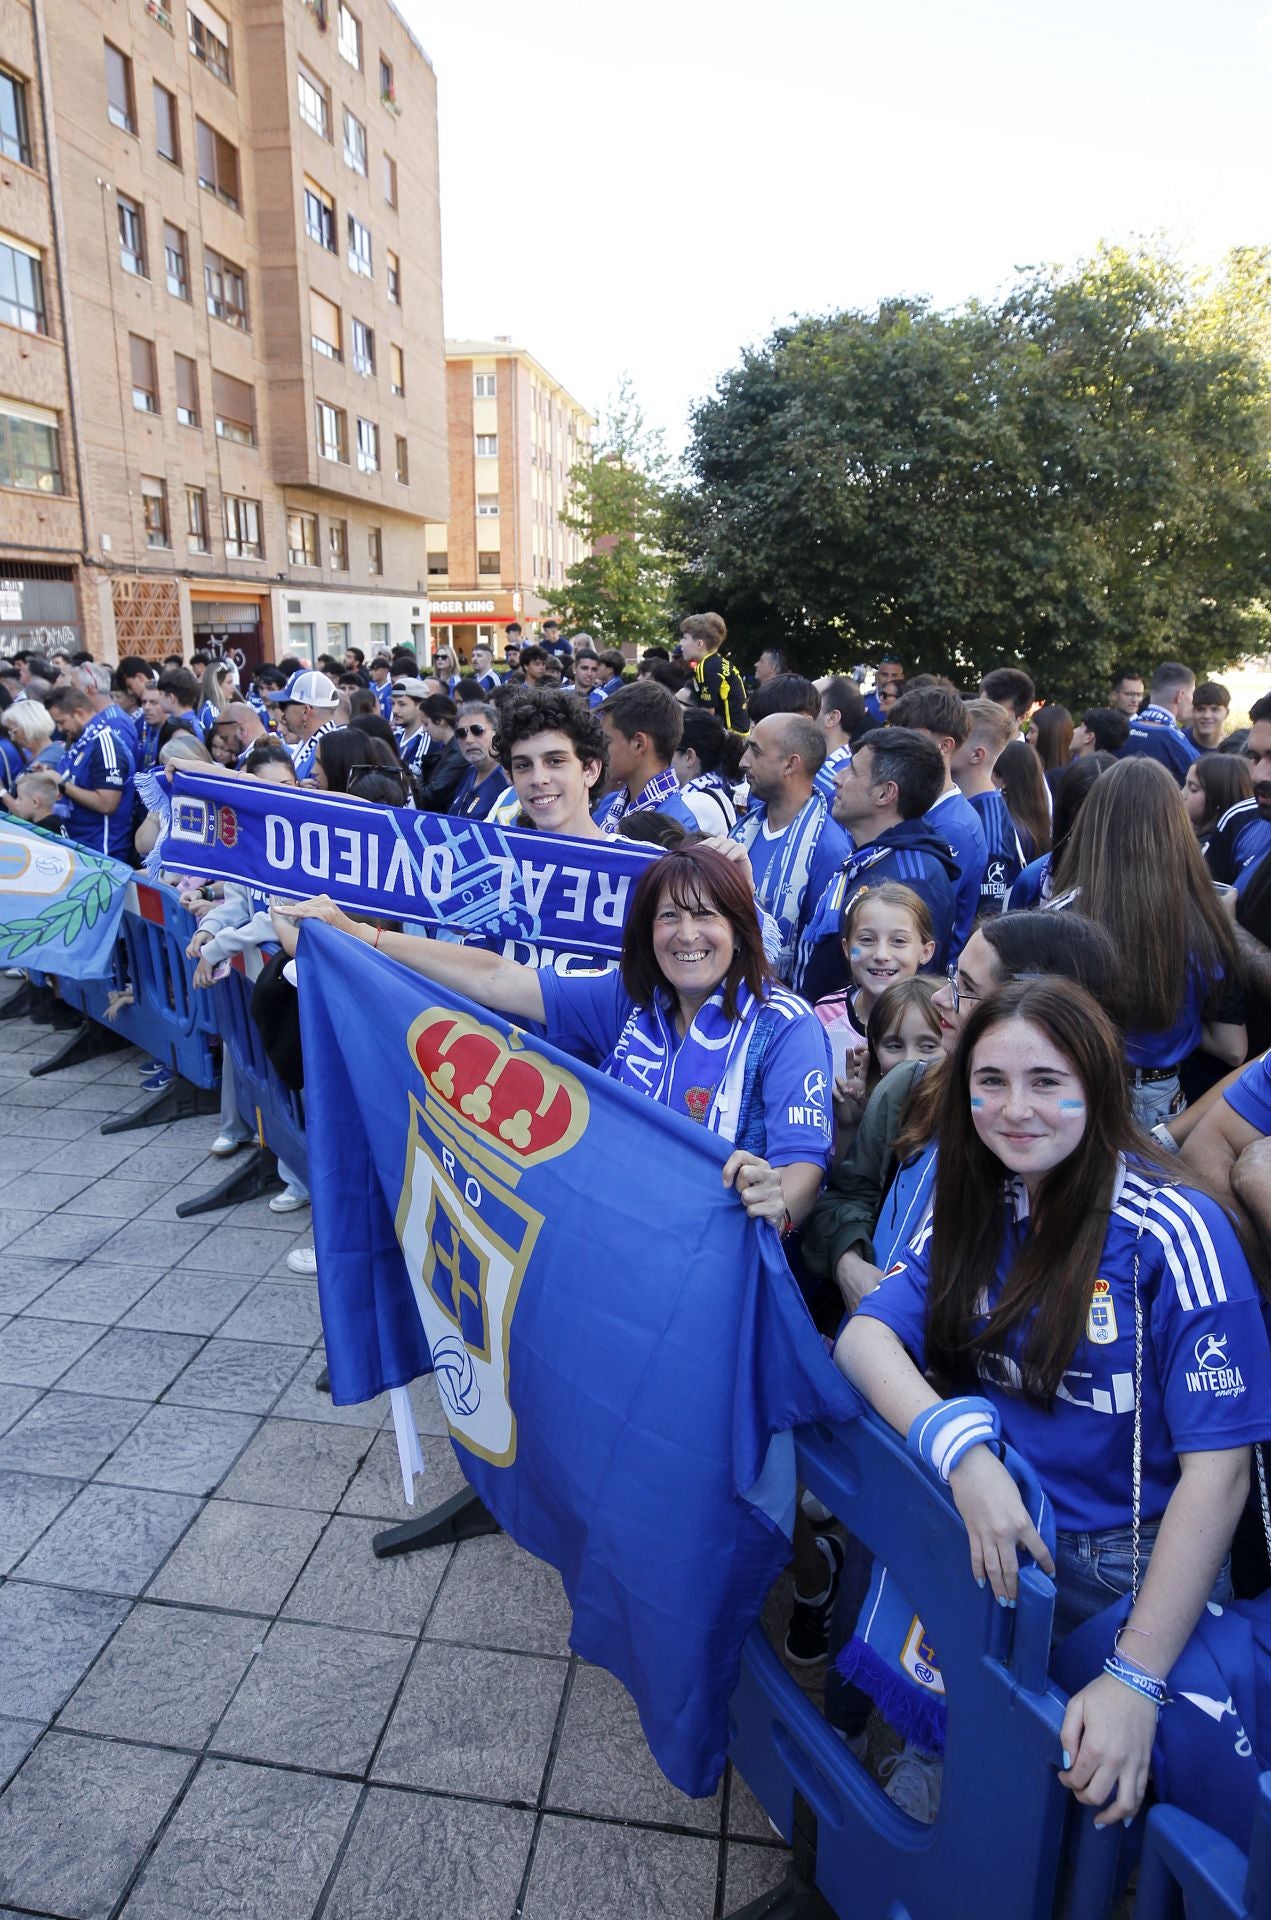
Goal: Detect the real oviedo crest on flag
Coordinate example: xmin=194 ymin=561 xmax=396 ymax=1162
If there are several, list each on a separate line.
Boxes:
xmin=395 ymin=1005 xmax=589 ymax=1466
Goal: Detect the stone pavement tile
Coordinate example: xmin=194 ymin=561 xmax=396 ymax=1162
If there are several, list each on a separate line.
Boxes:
xmin=60 ymin=1604 xmax=264 ymax=1748
xmin=41 ymin=1133 xmax=146 ymax=1176
xmin=0 ymin=1208 xmax=46 ymax=1252
xmin=2 ymin=1076 xmax=79 ymax=1108
xmin=0 ymin=1169 xmax=96 ymax=1210
xmin=59 ymin=1176 xmax=176 ymax=1219
xmin=0 ymin=1382 xmax=40 ymax=1436
xmin=0 ymin=1468 xmax=81 ymax=1575
xmin=0 ymin=1716 xmax=43 ymax=1790
xmin=728 ymin=1765 xmax=780 ymax=1839
xmin=162 ymin=1337 xmax=305 ymax=1414
xmin=521 ymin=1815 xmax=719 ymax=1920
xmin=546 ymin=1663 xmax=723 ymax=1834
xmin=118 ymin=1146 xmax=223 ymax=1189
xmin=56 ymin=1326 xmax=205 ymax=1401
xmin=219 ymin=1417 xmax=376 ymax=1513
xmin=215 ymin=1279 xmax=324 ymax=1347
xmin=15 ymin=1483 xmax=201 ymax=1596
xmin=324 ymin=1786 xmax=535 ymax=1920
xmin=374 ymin=1642 xmax=566 ymax=1801
xmin=213 ymin=1619 xmax=413 ymax=1774
xmin=723 ymin=1840 xmax=789 ymax=1909
xmin=120 ymin=1271 xmax=255 ymax=1336
xmin=121 ymin=1757 xmax=359 ymax=1920
xmin=96 ymin=1403 xmax=260 ymax=1496
xmin=23 ymin=1262 xmax=168 ymax=1324
xmin=426 ymin=1532 xmax=574 ymax=1657
xmin=0 ymin=1134 xmax=50 ymax=1172
xmin=178 ymin=1226 xmax=306 ymax=1279
xmin=0 ymin=1257 xmax=72 ymax=1313
xmin=128 ymin=1178 xmax=232 ymax=1223
xmin=283 ymin=1514 xmax=450 ymax=1636
xmin=4 ymin=1213 xmax=124 ymax=1262
xmin=0 ymin=1731 xmax=193 ymax=1920
xmin=34 ymin=1104 xmax=122 ymax=1141
xmin=0 ymin=1314 xmax=105 ymax=1387
xmin=91 ymin=1217 xmax=214 ymax=1268
xmin=272 ymin=1350 xmax=391 ymax=1427
xmin=148 ymin=1498 xmax=325 ymax=1614
xmin=338 ymin=1428 xmax=467 ymax=1522
xmin=0 ymin=1390 xmax=149 ymax=1478
xmin=0 ymin=1583 xmax=130 ymax=1719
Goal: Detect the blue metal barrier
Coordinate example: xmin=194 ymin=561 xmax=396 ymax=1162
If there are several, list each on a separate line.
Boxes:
xmin=1133 ymin=1775 xmax=1271 ymax=1920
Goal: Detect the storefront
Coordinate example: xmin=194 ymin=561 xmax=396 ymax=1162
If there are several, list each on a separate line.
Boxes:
xmin=429 ymin=591 xmax=524 ymax=665
xmin=0 ymin=564 xmax=81 ymax=658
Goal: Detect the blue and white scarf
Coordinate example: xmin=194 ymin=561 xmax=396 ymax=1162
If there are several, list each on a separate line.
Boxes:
xmin=1137 ymin=703 xmax=1181 ymax=731
xmin=595 ymin=766 xmax=682 ymax=836
xmin=292 ymin=720 xmax=343 ymax=783
xmin=683 ymin=770 xmax=737 ymax=834
xmin=135 ymin=767 xmax=171 ymax=881
xmin=602 ymin=983 xmax=763 ymax=1142
xmin=814 ymin=742 xmax=852 ymax=802
xmin=730 ymin=793 xmax=829 ymax=980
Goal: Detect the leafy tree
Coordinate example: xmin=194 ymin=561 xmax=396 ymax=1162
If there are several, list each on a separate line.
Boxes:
xmin=674 ymin=247 xmax=1271 ymax=707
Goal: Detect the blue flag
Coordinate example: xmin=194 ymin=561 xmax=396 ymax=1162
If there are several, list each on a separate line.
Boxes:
xmin=296 ymin=919 xmax=858 ymax=1797
xmin=0 ymin=819 xmax=131 ymax=978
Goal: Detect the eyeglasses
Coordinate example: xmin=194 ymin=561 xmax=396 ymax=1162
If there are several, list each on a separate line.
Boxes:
xmin=944 ymin=963 xmax=980 ymax=1012
xmin=455 ymin=725 xmax=488 ymax=739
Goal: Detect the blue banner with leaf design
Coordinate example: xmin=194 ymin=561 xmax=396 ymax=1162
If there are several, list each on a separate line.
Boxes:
xmin=0 ymin=820 xmax=131 ymax=977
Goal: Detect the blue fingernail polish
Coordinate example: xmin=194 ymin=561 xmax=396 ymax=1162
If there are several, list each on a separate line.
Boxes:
xmin=1123 ymin=1817 xmax=1134 ymax=1829
xmin=1008 ymin=1598 xmax=1017 ymax=1610
xmin=1061 ymin=1750 xmax=1071 ymax=1770
xmin=976 ymin=1576 xmax=985 ymax=1589
xmin=997 ymin=1594 xmax=1009 ymax=1608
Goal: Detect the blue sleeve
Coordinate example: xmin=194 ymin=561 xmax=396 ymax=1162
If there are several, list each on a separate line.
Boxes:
xmin=756 ymin=1006 xmax=834 ymax=1167
xmin=1146 ymin=1185 xmax=1271 ymax=1454
xmin=84 ymin=732 xmax=126 ymax=792
xmin=1225 ymin=1052 xmax=1271 ymax=1134
xmin=535 ymin=966 xmax=633 ymax=1067
xmin=853 ymin=1231 xmax=933 ymax=1367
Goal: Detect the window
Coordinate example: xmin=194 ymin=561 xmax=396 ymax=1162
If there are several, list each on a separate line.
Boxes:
xmin=303 ymin=178 xmax=335 ymax=250
xmin=163 ymin=222 xmax=188 ymax=300
xmin=117 ymin=195 xmax=147 ymax=277
xmin=356 ymin=416 xmax=379 ymax=473
xmin=379 ymin=54 xmax=393 ymax=96
xmin=212 ymin=369 xmax=255 ymax=445
xmin=347 ymin=215 xmax=371 ymax=277
xmin=223 ymin=494 xmax=262 ymax=560
xmin=104 ymin=43 xmax=135 ymax=134
xmin=0 ymin=236 xmax=46 ymax=335
xmin=368 ymin=526 xmax=382 ymax=575
xmin=385 ymin=249 xmax=399 ymax=303
xmin=315 ymin=400 xmax=346 ymax=463
xmin=351 ymin=318 xmax=374 ymax=376
xmin=473 ymin=372 xmax=496 ymax=398
xmin=188 ymin=3 xmax=231 ymax=85
xmin=328 ymin=519 xmax=348 ymax=569
xmin=153 ymin=84 xmax=180 ymax=166
xmin=297 ymin=64 xmax=329 ymax=139
xmin=337 ymin=5 xmax=362 ymax=69
xmin=327 ymin=620 xmax=350 ymax=649
xmin=475 ymin=434 xmax=498 ymax=457
xmin=130 ymin=335 xmax=158 ymax=413
xmin=389 ymin=344 xmax=404 ymax=396
xmin=342 ymin=109 xmax=366 ymax=174
xmin=427 ymin=551 xmax=447 ymax=576
xmin=195 ymin=118 xmax=239 ymax=208
xmin=478 ymin=551 xmax=500 ymax=575
xmin=142 ymin=476 xmax=170 ymax=548
xmin=309 ymin=289 xmax=342 ymax=360
xmin=0 ymin=400 xmax=64 ymax=493
xmin=382 ymin=153 xmax=397 ymax=207
xmin=0 ymin=68 xmax=31 ymax=167
xmin=287 ymin=510 xmax=319 ymax=567
xmin=186 ymin=485 xmax=209 ymax=553
xmin=477 ymin=493 xmax=499 ymax=517
xmin=204 ymin=247 xmax=248 ymax=329
xmin=174 ymin=353 xmax=199 ymax=426
xmin=394 ymin=434 xmax=408 ymax=484
xmin=370 ymin=620 xmax=390 ymax=648
xmin=289 ymin=621 xmax=315 ymax=651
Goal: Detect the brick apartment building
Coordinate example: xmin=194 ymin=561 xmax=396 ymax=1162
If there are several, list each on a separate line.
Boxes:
xmin=0 ymin=0 xmax=447 ymax=670
xmin=426 ymin=338 xmax=592 ymax=664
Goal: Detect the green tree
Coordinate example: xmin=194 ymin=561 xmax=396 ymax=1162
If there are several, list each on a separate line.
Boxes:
xmin=674 ymin=247 xmax=1271 ymax=707
xmin=543 ymin=377 xmax=679 ymax=652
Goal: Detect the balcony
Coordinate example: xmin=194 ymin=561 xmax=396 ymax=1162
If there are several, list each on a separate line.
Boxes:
xmin=145 ymin=0 xmax=174 ymax=31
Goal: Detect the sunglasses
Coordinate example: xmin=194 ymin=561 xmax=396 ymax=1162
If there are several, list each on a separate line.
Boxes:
xmin=455 ymin=724 xmax=489 ymax=740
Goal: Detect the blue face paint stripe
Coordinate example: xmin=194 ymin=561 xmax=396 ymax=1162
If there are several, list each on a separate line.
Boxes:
xmin=969 ymin=1096 xmax=986 ymax=1109
xmin=1058 ymin=1100 xmax=1086 ymax=1111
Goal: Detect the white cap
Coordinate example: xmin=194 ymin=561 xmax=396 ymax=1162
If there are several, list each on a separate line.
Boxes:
xmin=286 ymin=670 xmax=339 ymax=709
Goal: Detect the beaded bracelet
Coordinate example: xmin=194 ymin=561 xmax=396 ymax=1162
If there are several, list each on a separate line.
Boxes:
xmin=1103 ymin=1653 xmax=1170 ymax=1711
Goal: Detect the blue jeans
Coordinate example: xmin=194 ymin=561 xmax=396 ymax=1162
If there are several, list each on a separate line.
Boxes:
xmin=1052 ymin=1522 xmax=1232 ymax=1643
xmin=1129 ymin=1074 xmax=1182 ymax=1130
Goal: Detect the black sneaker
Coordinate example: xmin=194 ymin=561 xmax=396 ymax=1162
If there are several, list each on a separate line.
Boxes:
xmin=783 ymin=1533 xmax=845 ymax=1666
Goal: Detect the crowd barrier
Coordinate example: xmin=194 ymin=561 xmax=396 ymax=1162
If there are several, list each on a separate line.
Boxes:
xmin=1134 ymin=1775 xmax=1271 ymax=1920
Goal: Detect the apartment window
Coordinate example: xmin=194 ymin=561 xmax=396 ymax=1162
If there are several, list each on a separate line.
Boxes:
xmin=477 ymin=493 xmax=499 ymax=517
xmin=370 ymin=620 xmax=390 ymax=649
xmin=309 ymin=289 xmax=342 ymax=361
xmin=0 ymin=68 xmax=31 ymax=167
xmin=212 ymin=369 xmax=255 ymax=445
xmin=342 ymin=109 xmax=366 ymax=174
xmin=130 ymin=335 xmax=158 ymax=413
xmin=478 ymin=551 xmax=500 ymax=575
xmin=473 ymin=372 xmax=496 ymax=398
xmin=351 ymin=318 xmax=374 ymax=376
xmin=153 ymin=84 xmax=180 ymax=166
xmin=105 ymin=43 xmax=135 ymax=134
xmin=327 ymin=621 xmax=350 ymax=651
xmin=0 ymin=236 xmax=46 ymax=335
xmin=394 ymin=434 xmax=408 ymax=484
xmin=356 ymin=416 xmax=379 ymax=473
xmin=287 ymin=511 xmax=319 ymax=567
xmin=385 ymin=249 xmax=399 ymax=303
xmin=195 ymin=118 xmax=239 ymax=208
xmin=315 ymin=399 xmax=347 ymax=463
xmin=368 ymin=526 xmax=382 ymax=575
xmin=303 ymin=178 xmax=335 ymax=250
xmin=0 ymin=400 xmax=64 ymax=493
xmin=328 ymin=519 xmax=348 ymax=569
xmin=346 ymin=215 xmax=371 ymax=277
xmin=337 ymin=4 xmax=362 ymax=69
xmin=117 ymin=195 xmax=146 ymax=277
xmin=389 ymin=344 xmax=404 ymax=396
xmin=379 ymin=55 xmax=394 ymax=96
xmin=289 ymin=621 xmax=315 ymax=651
xmin=186 ymin=485 xmax=209 ymax=553
xmin=188 ymin=3 xmax=231 ymax=85
xmin=142 ymin=476 xmax=170 ymax=549
xmin=163 ymin=223 xmax=188 ymax=300
xmin=426 ymin=551 xmax=447 ymax=576
xmin=475 ymin=434 xmax=498 ymax=457
xmin=204 ymin=247 xmax=248 ymax=329
xmin=174 ymin=353 xmax=200 ymax=426
xmin=297 ymin=64 xmax=329 ymax=140
xmin=223 ymin=493 xmax=262 ymax=560
xmin=382 ymin=153 xmax=397 ymax=207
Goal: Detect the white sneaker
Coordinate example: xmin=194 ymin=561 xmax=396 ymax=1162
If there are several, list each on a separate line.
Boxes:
xmin=878 ymin=1743 xmax=942 ymax=1824
xmin=209 ymin=1134 xmax=248 ymax=1157
xmin=268 ymin=1186 xmax=310 ymax=1214
xmin=286 ymin=1246 xmax=318 ymax=1276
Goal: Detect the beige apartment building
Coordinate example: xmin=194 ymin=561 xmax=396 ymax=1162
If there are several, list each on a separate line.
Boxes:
xmin=0 ymin=0 xmax=447 ymax=670
xmin=426 ymin=339 xmax=592 ymax=662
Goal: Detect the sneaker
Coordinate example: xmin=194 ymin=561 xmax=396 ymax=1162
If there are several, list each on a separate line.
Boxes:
xmin=137 ymin=1058 xmax=164 ymax=1074
xmin=314 ymin=1364 xmax=330 ymax=1393
xmin=286 ymin=1246 xmax=318 ymax=1276
xmin=268 ymin=1186 xmax=310 ymax=1214
xmin=208 ymin=1134 xmax=248 ymax=1157
xmin=878 ymin=1743 xmax=942 ymax=1824
xmin=783 ymin=1532 xmax=845 ymax=1666
xmin=141 ymin=1068 xmax=174 ymax=1092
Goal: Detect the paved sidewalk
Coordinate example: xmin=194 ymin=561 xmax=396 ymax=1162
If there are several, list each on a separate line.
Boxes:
xmin=0 ymin=1005 xmax=789 ymax=1920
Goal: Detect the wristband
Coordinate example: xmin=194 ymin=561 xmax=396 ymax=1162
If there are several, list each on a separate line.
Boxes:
xmin=907 ymin=1395 xmax=1001 ymax=1483
xmin=1149 ymin=1122 xmax=1180 ymax=1156
xmin=1103 ymin=1653 xmax=1170 ymax=1711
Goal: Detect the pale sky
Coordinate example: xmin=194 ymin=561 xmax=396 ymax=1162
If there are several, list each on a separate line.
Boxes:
xmin=397 ymin=0 xmax=1271 ymax=459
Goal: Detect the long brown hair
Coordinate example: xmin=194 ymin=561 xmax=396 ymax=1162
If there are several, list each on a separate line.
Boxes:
xmin=925 ymin=979 xmax=1170 ymax=1402
xmin=1052 ymin=757 xmax=1241 ymax=1032
xmin=996 ymin=740 xmax=1051 ymax=854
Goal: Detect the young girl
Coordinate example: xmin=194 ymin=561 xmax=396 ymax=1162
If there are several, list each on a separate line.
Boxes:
xmin=865 ymin=977 xmax=943 ymax=1086
xmin=814 ymin=886 xmax=936 ymax=1155
xmin=1183 ymin=752 xmax=1253 ymax=856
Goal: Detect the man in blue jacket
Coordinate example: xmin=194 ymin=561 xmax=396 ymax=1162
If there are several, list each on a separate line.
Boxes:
xmin=888 ymin=684 xmax=987 ymax=963
xmin=1118 ymin=661 xmax=1200 ymax=784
